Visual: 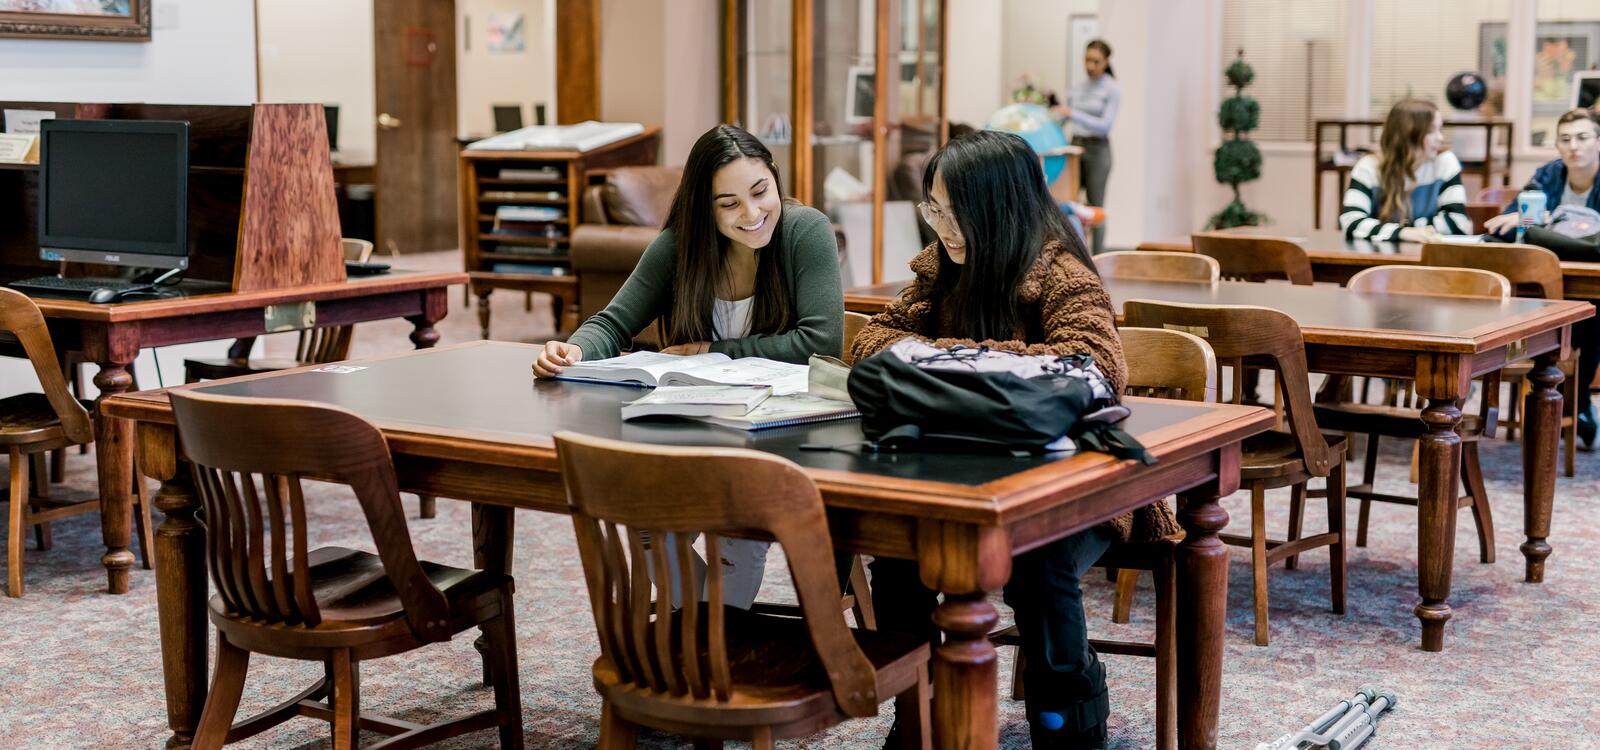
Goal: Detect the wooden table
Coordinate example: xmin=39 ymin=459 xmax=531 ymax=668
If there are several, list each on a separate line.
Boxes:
xmin=103 ymin=340 xmax=1274 ymax=750
xmin=844 ymin=277 xmax=1593 ymax=651
xmin=18 ymin=270 xmax=464 ymax=595
xmin=1151 ymin=228 xmax=1600 ymax=302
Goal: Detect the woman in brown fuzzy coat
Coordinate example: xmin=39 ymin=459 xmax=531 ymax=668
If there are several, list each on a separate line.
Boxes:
xmin=856 ymin=130 xmax=1168 ymax=750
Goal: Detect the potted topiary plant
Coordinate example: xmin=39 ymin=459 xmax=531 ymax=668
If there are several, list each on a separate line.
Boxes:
xmin=1209 ymin=50 xmax=1266 ymax=229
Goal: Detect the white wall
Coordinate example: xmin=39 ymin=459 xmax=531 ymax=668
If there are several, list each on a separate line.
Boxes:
xmin=0 ymin=0 xmax=259 ymax=399
xmin=257 ymin=0 xmax=376 ymax=163
xmin=1001 ymin=0 xmax=1097 ymax=107
xmin=458 ymin=0 xmax=550 ymax=140
xmin=0 ymin=0 xmax=256 ymax=104
xmin=598 ymin=0 xmax=718 ymax=166
xmin=946 ymin=0 xmax=1003 ymax=128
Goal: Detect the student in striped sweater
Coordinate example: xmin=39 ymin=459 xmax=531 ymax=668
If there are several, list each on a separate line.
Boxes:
xmin=1339 ymin=99 xmax=1471 ymax=242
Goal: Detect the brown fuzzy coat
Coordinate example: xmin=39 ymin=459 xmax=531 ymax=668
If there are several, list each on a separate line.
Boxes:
xmin=850 ymin=240 xmax=1178 ymax=543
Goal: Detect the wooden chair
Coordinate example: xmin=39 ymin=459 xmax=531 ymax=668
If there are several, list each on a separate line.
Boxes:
xmin=1133 ymin=241 xmax=1193 ymax=253
xmin=995 ymin=326 xmax=1216 ymax=750
xmin=842 ymin=311 xmax=871 ymax=366
xmin=553 ymin=431 xmax=931 ymax=749
xmin=1464 ymin=202 xmax=1504 ymax=234
xmin=170 ymin=389 xmax=523 ymax=750
xmin=1190 ymin=232 xmax=1314 ymax=285
xmin=2 ymin=288 xmax=154 ymax=597
xmin=1095 ymin=250 xmax=1220 ymax=283
xmin=1315 ymin=266 xmax=1510 ymax=565
xmin=1420 ymin=242 xmax=1579 ymax=477
xmin=1123 ymin=301 xmax=1347 ymax=646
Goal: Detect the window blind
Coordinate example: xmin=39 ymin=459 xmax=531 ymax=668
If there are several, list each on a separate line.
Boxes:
xmin=1221 ymin=0 xmax=1348 ymax=142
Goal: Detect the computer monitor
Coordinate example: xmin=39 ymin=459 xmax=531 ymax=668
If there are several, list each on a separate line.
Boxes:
xmin=493 ymin=105 xmax=524 ymax=133
xmin=1575 ymin=71 xmax=1600 ymax=110
xmin=845 ymin=66 xmax=875 ymax=124
xmin=38 ymin=119 xmax=190 ymax=270
xmin=324 ymin=103 xmax=340 ymax=152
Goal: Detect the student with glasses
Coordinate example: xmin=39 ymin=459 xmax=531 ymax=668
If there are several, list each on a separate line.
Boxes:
xmin=1486 ymin=108 xmax=1600 ymax=447
xmin=855 ymin=130 xmax=1172 ymax=750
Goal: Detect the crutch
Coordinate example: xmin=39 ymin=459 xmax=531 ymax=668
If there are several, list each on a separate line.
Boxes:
xmin=1255 ymin=686 xmax=1398 ymax=750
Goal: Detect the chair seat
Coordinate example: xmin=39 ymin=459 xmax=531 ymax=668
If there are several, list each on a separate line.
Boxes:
xmin=597 ymin=606 xmax=928 ymax=732
xmin=184 ymin=357 xmax=307 ymax=379
xmin=1313 ymin=402 xmax=1487 ymax=441
xmin=209 ymin=546 xmax=511 ymax=655
xmin=0 ymin=393 xmax=72 ymax=447
xmin=1240 ymin=430 xmax=1347 ymax=481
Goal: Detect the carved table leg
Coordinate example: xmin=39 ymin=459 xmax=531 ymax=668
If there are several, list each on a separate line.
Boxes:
xmin=473 ymin=503 xmax=515 ymax=685
xmin=1521 ymin=352 xmax=1563 ymax=583
xmin=94 ymin=359 xmax=137 ymax=594
xmin=917 ymin=521 xmax=1009 ymax=750
xmin=1415 ymin=398 xmax=1463 ymax=652
xmin=476 ymin=288 xmax=493 ymax=341
xmin=408 ymin=315 xmax=441 ymax=350
xmin=1175 ymin=459 xmax=1234 ymax=750
xmin=139 ymin=422 xmax=209 ymax=749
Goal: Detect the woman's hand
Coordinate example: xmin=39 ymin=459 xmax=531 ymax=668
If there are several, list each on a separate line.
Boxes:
xmin=660 ymin=341 xmax=712 ymax=356
xmin=1396 ymin=225 xmax=1440 ymax=243
xmin=1050 ymin=104 xmax=1073 ymax=120
xmin=1483 ymin=212 xmax=1521 ymax=235
xmin=532 ymin=340 xmax=584 ymax=378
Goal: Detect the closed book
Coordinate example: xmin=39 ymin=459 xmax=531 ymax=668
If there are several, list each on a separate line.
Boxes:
xmin=495 ymin=205 xmax=565 ymax=222
xmin=490 ymin=262 xmax=568 ymax=276
xmin=621 ymin=385 xmax=772 ymax=420
xmin=694 ymin=395 xmax=859 ymax=431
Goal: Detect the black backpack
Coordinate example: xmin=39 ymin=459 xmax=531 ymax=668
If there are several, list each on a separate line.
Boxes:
xmin=843 ymin=341 xmax=1152 ymax=463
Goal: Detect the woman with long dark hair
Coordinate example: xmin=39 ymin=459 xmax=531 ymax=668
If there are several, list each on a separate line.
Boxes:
xmin=854 ymin=130 xmax=1165 ymax=749
xmin=1053 ymin=38 xmax=1120 ymax=254
xmin=535 ymin=123 xmax=844 ymax=607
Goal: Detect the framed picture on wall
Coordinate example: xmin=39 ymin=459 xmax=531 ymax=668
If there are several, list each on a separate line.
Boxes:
xmin=1480 ymin=21 xmax=1600 ymax=116
xmin=0 ymin=0 xmax=150 ymax=42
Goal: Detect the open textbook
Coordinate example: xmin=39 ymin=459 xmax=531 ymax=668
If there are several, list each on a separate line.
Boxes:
xmin=556 ymin=351 xmax=810 ymax=395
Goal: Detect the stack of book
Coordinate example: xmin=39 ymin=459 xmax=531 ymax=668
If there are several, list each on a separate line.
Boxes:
xmin=563 ymin=351 xmax=860 ymax=430
xmin=488 ymin=205 xmax=567 ymax=264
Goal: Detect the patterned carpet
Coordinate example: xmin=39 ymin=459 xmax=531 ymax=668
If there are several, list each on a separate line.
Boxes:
xmin=3 ymin=251 xmax=1599 ymax=749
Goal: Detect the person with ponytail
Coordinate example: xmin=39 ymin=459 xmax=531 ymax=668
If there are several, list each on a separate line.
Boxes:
xmin=1339 ymin=98 xmax=1471 ymax=242
xmin=1052 ymin=38 xmax=1120 ymax=254
xmin=854 ymin=130 xmax=1164 ymax=750
xmin=534 ymin=123 xmax=844 ymax=608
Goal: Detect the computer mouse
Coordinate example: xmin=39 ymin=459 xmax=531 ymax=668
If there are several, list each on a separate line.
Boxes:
xmin=88 ymin=287 xmax=120 ymax=304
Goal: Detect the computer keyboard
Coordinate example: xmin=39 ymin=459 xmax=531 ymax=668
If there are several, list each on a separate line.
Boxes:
xmin=8 ymin=276 xmax=146 ymax=298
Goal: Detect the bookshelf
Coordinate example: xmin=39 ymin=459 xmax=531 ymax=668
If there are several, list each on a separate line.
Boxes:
xmin=458 ymin=126 xmax=660 ymax=336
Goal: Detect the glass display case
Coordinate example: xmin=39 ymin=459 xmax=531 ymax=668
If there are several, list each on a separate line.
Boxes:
xmin=724 ymin=0 xmax=946 ymax=285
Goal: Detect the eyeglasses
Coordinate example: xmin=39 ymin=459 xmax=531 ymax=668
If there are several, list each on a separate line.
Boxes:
xmin=917 ymin=200 xmax=952 ymax=227
xmin=1557 ymin=132 xmax=1597 ymax=148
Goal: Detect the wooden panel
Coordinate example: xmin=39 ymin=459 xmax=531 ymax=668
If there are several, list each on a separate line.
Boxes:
xmin=233 ymin=104 xmax=344 ymax=293
xmin=374 ymin=0 xmax=460 ymax=254
xmin=790 ymin=0 xmax=814 ymax=206
xmin=555 ymin=0 xmax=601 ymax=124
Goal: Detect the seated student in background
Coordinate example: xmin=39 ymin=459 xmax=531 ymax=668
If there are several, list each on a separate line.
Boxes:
xmin=534 ymin=123 xmax=845 ymax=608
xmin=852 ymin=130 xmax=1173 ymax=750
xmin=1339 ymin=98 xmax=1471 ymax=242
xmin=1484 ymin=108 xmax=1600 ymax=447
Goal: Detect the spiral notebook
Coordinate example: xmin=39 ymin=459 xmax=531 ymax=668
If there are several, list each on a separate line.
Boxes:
xmin=693 ymin=394 xmax=858 ymax=431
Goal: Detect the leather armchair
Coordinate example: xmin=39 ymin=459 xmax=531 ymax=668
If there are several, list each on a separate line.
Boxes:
xmin=571 ymin=166 xmax=682 ymax=347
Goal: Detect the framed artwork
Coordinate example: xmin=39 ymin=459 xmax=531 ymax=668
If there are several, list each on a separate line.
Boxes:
xmin=0 ymin=0 xmax=149 ymax=41
xmin=1067 ymin=14 xmax=1100 ymax=93
xmin=1480 ymin=21 xmax=1600 ymax=115
xmin=486 ymin=13 xmax=525 ymax=54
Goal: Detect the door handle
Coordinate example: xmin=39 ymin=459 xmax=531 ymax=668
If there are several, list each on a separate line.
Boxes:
xmin=378 ymin=113 xmax=403 ymax=129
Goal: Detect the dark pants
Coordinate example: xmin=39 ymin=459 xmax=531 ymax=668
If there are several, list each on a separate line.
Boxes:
xmin=870 ymin=527 xmax=1117 ymax=739
xmin=1076 ymin=139 xmax=1112 ymax=255
xmin=1576 ymin=306 xmax=1598 ymax=414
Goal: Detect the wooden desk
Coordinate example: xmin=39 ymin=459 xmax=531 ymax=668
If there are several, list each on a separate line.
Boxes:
xmin=104 ymin=341 xmax=1273 ymax=750
xmin=1162 ymin=228 xmax=1600 ymax=302
xmin=844 ymin=277 xmax=1593 ymax=651
xmin=20 ymin=270 xmax=463 ymax=595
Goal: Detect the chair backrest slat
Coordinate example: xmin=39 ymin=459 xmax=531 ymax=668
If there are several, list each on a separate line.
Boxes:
xmin=843 ymin=311 xmax=871 ymax=365
xmin=0 ymin=288 xmax=93 ymax=444
xmin=1097 ymin=250 xmax=1220 ymax=283
xmin=675 ymin=531 xmax=708 ymax=699
xmin=171 ymin=390 xmax=448 ymax=639
xmin=1191 ymin=232 xmax=1314 ymax=285
xmin=1419 ymin=242 xmax=1563 ymax=300
xmin=1123 ymin=301 xmax=1336 ymax=475
xmin=556 ymin=431 xmax=876 ymax=716
xmin=1347 ymin=264 xmax=1511 ymax=299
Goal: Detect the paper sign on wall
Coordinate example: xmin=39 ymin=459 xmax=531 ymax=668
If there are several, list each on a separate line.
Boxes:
xmin=3 ymin=109 xmax=55 ymax=135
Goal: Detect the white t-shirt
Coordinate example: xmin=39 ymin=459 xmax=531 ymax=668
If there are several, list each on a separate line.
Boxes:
xmin=712 ymin=297 xmax=754 ymax=340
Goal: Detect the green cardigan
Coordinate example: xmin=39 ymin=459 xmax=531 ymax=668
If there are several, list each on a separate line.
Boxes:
xmin=566 ymin=204 xmax=844 ymax=364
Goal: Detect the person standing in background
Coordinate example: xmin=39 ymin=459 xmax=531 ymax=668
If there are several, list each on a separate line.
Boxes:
xmin=1053 ymin=39 xmax=1120 ymax=254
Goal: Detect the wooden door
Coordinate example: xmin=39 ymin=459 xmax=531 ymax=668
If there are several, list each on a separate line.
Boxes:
xmin=374 ymin=0 xmax=459 ymax=255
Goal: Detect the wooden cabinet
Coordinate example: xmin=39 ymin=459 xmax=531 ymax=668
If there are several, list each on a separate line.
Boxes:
xmin=458 ymin=127 xmax=660 ymax=336
xmin=723 ymin=0 xmax=946 ymax=285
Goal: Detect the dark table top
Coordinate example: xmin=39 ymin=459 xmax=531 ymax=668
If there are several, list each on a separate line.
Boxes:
xmin=184 ymin=342 xmax=1243 ymax=489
